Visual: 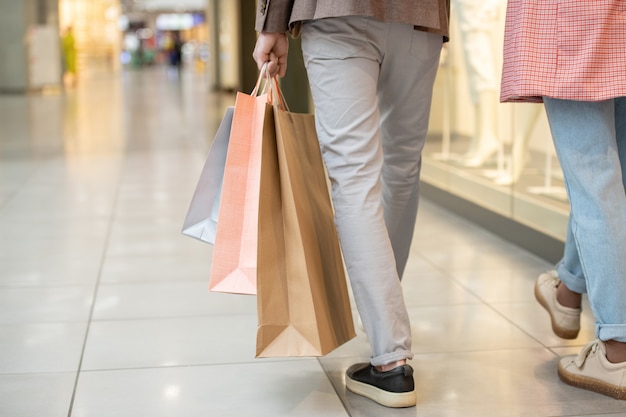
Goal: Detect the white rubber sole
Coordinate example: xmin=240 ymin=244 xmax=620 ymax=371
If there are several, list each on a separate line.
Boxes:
xmin=346 ymin=377 xmax=417 ymax=408
xmin=558 ymin=360 xmax=626 ymax=400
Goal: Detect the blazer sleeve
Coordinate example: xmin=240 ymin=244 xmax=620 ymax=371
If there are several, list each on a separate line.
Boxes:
xmin=255 ymin=0 xmax=295 ymax=32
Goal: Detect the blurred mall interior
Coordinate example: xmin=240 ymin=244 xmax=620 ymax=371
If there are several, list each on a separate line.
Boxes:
xmin=3 ymin=1 xmax=624 ymax=416
xmin=2 ymin=0 xmax=572 ymax=260
xmin=0 ymin=0 xmax=263 ymax=93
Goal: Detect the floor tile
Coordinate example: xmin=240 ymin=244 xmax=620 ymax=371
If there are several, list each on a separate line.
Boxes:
xmin=0 ymin=286 xmax=94 ymax=323
xmin=0 ymin=255 xmax=102 ymax=287
xmin=82 ymin=315 xmax=259 ymax=370
xmin=491 ymin=301 xmax=596 ymax=348
xmin=407 ymin=303 xmax=543 ymax=354
xmin=99 ymin=252 xmax=212 ymax=283
xmin=321 ymin=351 xmax=626 ymax=417
xmin=0 ymin=372 xmax=76 ymax=417
xmin=92 ymin=281 xmax=255 ymax=320
xmin=401 ymin=265 xmax=482 ymax=308
xmin=0 ymin=322 xmax=87 ymax=373
xmin=417 ymin=241 xmax=548 ymax=272
xmin=71 ymin=360 xmax=349 ymax=417
xmin=448 ymin=267 xmax=549 ymax=303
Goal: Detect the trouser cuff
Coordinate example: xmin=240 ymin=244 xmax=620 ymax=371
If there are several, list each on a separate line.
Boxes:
xmin=370 ymin=350 xmax=413 ymax=367
xmin=556 ymin=260 xmax=587 ymax=294
xmin=597 ymin=324 xmax=626 ymax=343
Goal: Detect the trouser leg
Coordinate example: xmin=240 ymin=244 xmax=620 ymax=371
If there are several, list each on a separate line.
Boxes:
xmin=544 ymin=97 xmax=626 ymax=342
xmin=301 ymin=17 xmax=442 ymax=365
xmin=377 ymin=25 xmax=442 ymax=278
xmin=556 ymin=216 xmax=587 ymax=294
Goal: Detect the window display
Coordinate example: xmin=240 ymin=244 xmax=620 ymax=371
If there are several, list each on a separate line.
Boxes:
xmin=422 ymin=1 xmax=569 ymax=243
xmin=450 ymin=0 xmax=501 ymax=168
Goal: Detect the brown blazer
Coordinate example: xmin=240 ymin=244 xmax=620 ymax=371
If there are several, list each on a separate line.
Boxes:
xmin=255 ymin=0 xmax=450 ymax=40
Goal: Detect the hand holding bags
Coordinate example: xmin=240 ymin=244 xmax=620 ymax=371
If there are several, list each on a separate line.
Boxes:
xmin=183 ymin=67 xmax=355 ymax=356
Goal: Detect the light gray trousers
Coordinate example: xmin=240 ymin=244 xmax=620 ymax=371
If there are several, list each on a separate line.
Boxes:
xmin=301 ymin=16 xmax=443 ymax=366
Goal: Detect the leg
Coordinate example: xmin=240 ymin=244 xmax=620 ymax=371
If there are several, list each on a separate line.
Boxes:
xmin=301 ymin=16 xmax=412 ymax=367
xmin=495 ymin=104 xmax=542 ymax=185
xmin=554 ymin=216 xmax=584 ymax=310
xmin=301 ymin=17 xmax=442 ymax=408
xmin=544 ymin=97 xmax=626 ymax=400
xmin=556 ymin=216 xmax=586 ymax=296
xmin=543 ymin=97 xmax=626 ymax=342
xmin=452 ymin=0 xmax=500 ymax=166
xmin=378 ymin=25 xmax=442 ymax=279
xmin=607 ymin=96 xmax=626 ymax=362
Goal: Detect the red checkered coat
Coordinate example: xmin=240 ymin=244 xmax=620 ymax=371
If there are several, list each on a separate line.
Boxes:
xmin=500 ymin=0 xmax=626 ymax=103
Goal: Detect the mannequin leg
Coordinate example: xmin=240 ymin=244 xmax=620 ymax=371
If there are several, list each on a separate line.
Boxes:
xmin=495 ymin=105 xmax=542 ymax=185
xmin=463 ymin=90 xmax=499 ymax=167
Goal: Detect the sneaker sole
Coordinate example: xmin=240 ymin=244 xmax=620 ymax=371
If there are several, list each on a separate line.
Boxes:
xmin=346 ymin=376 xmax=416 ymax=408
xmin=534 ymin=281 xmax=580 ymax=339
xmin=558 ymin=360 xmax=626 ymax=400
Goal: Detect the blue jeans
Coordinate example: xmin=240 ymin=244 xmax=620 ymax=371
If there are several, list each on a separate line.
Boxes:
xmin=544 ymin=97 xmax=626 ymax=342
xmin=556 ymin=217 xmax=585 ymax=294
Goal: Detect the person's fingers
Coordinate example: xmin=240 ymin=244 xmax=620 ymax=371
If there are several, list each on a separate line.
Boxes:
xmin=267 ymin=54 xmax=279 ymax=78
xmin=252 ymin=39 xmax=271 ymax=71
xmin=276 ymin=53 xmax=287 ymax=78
xmin=252 ymin=32 xmax=289 ymax=77
xmin=264 ymin=53 xmax=284 ymax=78
xmin=272 ymin=34 xmax=288 ymax=77
xmin=252 ymin=34 xmax=275 ymax=71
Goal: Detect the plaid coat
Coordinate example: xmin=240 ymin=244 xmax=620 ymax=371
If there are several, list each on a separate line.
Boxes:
xmin=500 ymin=0 xmax=626 ymax=103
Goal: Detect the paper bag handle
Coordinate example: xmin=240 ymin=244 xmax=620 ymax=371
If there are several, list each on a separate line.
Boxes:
xmin=251 ymin=62 xmax=289 ymax=112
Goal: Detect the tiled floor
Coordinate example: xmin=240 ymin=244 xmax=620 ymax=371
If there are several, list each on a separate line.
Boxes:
xmin=1 ymin=66 xmax=625 ymax=417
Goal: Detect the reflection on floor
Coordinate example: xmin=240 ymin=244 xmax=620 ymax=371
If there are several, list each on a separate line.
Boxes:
xmin=0 ymin=67 xmax=624 ymax=417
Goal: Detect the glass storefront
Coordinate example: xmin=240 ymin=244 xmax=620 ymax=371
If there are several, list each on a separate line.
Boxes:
xmin=422 ymin=0 xmax=569 ymax=243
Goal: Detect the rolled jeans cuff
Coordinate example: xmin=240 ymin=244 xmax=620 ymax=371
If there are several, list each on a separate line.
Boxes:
xmin=597 ymin=324 xmax=626 ymax=343
xmin=556 ymin=260 xmax=587 ymax=294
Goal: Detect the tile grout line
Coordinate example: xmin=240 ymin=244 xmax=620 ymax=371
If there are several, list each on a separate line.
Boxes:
xmin=413 ymin=251 xmax=560 ymax=350
xmin=0 ymin=159 xmax=45 ymax=212
xmin=317 ymin=357 xmax=355 ymax=417
xmin=65 ymin=160 xmax=125 ymax=417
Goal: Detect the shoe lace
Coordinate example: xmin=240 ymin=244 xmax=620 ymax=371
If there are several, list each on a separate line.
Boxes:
xmin=574 ymin=339 xmax=600 ymax=367
xmin=545 ymin=273 xmax=560 ymax=288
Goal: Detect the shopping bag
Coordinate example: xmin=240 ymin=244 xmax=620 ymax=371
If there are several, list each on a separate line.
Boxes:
xmin=181 ymin=106 xmax=234 ymax=244
xmin=208 ymin=73 xmax=272 ymax=295
xmin=255 ymin=83 xmax=356 ymax=357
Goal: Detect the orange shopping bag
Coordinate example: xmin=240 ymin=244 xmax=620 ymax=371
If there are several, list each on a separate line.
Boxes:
xmin=208 ymin=71 xmax=273 ymax=295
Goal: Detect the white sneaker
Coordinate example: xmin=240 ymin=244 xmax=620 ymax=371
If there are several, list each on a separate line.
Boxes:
xmin=558 ymin=339 xmax=626 ymax=400
xmin=534 ymin=271 xmax=581 ymax=339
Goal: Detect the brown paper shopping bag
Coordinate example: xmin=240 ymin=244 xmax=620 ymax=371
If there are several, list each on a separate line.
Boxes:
xmin=255 ymin=84 xmax=356 ymax=357
xmin=208 ymin=77 xmax=273 ymax=295
xmin=181 ymin=106 xmax=234 ymax=245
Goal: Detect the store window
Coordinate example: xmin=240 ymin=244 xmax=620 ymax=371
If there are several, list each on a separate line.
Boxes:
xmin=422 ymin=0 xmax=569 ymax=242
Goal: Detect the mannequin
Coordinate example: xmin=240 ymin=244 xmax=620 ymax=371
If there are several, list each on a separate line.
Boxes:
xmin=494 ymin=105 xmax=542 ymax=185
xmin=451 ymin=0 xmax=502 ymax=167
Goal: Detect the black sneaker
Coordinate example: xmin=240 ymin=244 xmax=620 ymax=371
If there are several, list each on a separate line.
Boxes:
xmin=345 ymin=363 xmax=416 ymax=408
